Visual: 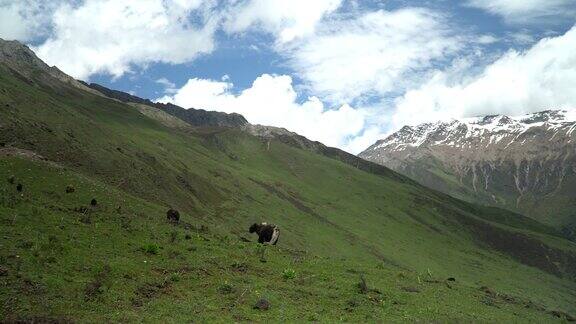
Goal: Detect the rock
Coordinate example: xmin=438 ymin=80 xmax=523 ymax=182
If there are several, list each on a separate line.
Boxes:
xmin=253 ymin=298 xmax=270 ymax=311
xmin=401 ymin=286 xmax=421 ymax=293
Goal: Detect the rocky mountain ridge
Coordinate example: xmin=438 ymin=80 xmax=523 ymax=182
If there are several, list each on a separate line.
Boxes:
xmin=82 ymin=82 xmax=249 ymax=128
xmin=360 ymin=110 xmax=576 ymax=238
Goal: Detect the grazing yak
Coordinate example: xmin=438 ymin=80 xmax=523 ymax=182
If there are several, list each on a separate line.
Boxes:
xmin=249 ymin=222 xmax=280 ymax=245
xmin=166 ymin=209 xmax=180 ymax=223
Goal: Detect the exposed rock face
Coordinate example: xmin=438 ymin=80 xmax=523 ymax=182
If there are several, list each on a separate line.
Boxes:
xmin=360 ymin=110 xmax=576 ymax=238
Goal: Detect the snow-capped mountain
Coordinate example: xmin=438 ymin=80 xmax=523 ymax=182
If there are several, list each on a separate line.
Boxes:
xmin=360 ymin=110 xmax=576 ymax=239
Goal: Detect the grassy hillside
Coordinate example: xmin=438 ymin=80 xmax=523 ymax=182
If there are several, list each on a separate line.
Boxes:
xmin=394 ymin=157 xmax=576 ymax=241
xmin=1 ymin=60 xmax=576 ymax=322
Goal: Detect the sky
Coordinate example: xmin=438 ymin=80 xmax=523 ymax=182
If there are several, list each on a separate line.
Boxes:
xmin=1 ymin=0 xmax=575 ymax=153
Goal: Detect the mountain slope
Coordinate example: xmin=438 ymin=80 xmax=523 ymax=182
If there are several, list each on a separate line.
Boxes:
xmin=360 ymin=111 xmax=576 ymax=239
xmin=82 ymin=82 xmax=248 ymax=128
xmin=1 ymin=40 xmax=576 ymax=321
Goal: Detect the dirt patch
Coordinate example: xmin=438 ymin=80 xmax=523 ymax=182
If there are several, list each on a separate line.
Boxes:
xmin=84 ymin=265 xmax=111 ymax=301
xmin=548 ymin=310 xmax=576 ymax=322
xmin=478 ymin=285 xmax=575 ymax=321
xmin=0 ymin=147 xmax=61 ymax=168
xmin=1 ymin=315 xmax=75 ymax=323
xmin=401 ymin=286 xmax=421 ymax=293
xmin=131 ymin=281 xmax=172 ymax=307
xmin=19 ymin=278 xmax=46 ymax=296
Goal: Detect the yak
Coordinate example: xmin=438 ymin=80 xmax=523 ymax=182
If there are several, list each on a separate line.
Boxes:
xmin=249 ymin=222 xmax=280 ymax=245
xmin=166 ymin=209 xmax=180 ymax=223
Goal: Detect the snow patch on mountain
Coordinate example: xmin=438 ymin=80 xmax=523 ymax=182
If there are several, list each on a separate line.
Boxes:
xmin=366 ymin=110 xmax=576 ymax=154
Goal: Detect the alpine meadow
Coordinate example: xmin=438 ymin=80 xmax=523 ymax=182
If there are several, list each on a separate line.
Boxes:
xmin=1 ymin=0 xmax=576 ymax=323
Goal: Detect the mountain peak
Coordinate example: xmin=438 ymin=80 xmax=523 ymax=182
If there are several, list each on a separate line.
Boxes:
xmin=366 ymin=109 xmax=576 ymax=154
xmin=359 ymin=108 xmax=576 ymax=240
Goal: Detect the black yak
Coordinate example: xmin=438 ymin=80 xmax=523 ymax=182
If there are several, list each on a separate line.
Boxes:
xmin=249 ymin=222 xmax=280 ymax=245
xmin=166 ymin=209 xmax=180 ymax=223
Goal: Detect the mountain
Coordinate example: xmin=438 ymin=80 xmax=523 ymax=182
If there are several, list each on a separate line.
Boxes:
xmin=360 ymin=110 xmax=576 ymax=239
xmin=82 ymin=82 xmax=249 ymax=128
xmin=2 ymin=39 xmax=576 ymax=322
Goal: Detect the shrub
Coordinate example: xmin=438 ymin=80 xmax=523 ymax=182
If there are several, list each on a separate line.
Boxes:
xmin=282 ymin=268 xmax=296 ymax=280
xmin=143 ymin=243 xmax=160 ymax=255
xmin=169 ymin=273 xmax=181 ymax=282
xmin=218 ymin=282 xmax=235 ymax=294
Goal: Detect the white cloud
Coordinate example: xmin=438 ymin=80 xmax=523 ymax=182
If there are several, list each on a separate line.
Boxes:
xmin=224 ymin=0 xmax=343 ymax=43
xmin=343 ymin=126 xmax=387 ymax=155
xmin=155 ymin=77 xmax=177 ymax=94
xmin=0 ymin=1 xmax=61 ymax=41
xmin=467 ymin=0 xmax=576 ymax=23
xmin=157 ymin=74 xmax=367 ymax=151
xmin=391 ymin=25 xmax=576 ymax=129
xmin=286 ymin=8 xmax=462 ymax=104
xmin=33 ymin=0 xmax=218 ymax=80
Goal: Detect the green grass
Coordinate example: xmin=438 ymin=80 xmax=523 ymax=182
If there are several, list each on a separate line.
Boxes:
xmin=0 ymin=157 xmax=570 ymax=322
xmin=1 ymin=64 xmax=576 ymax=322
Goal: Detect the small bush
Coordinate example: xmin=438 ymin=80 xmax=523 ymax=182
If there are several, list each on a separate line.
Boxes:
xmin=218 ymin=282 xmax=235 ymax=294
xmin=143 ymin=243 xmax=160 ymax=255
xmin=282 ymin=268 xmax=296 ymax=280
xmin=169 ymin=273 xmax=181 ymax=282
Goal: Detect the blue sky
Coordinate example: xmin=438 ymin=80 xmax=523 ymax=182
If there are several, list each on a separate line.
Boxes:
xmin=1 ymin=0 xmax=575 ymax=153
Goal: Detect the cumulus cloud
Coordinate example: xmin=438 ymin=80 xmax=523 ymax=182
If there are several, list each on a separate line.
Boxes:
xmin=33 ymin=0 xmax=218 ymax=80
xmin=157 ymin=74 xmax=367 ymax=150
xmin=286 ymin=8 xmax=462 ymax=104
xmin=155 ymin=77 xmax=177 ymax=93
xmin=0 ymin=1 xmax=61 ymax=41
xmin=224 ymin=0 xmax=342 ymax=43
xmin=466 ymin=0 xmax=576 ymax=23
xmin=391 ymin=25 xmax=576 ymax=129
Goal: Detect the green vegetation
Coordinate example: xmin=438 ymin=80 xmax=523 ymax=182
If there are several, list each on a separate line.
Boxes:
xmin=282 ymin=268 xmax=296 ymax=280
xmin=0 ymin=62 xmax=575 ymax=322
